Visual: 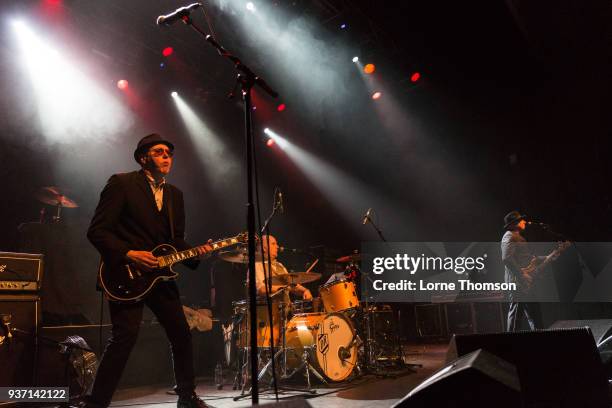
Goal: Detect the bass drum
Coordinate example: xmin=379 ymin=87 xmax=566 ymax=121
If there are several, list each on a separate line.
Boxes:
xmin=285 ymin=312 xmax=357 ymax=382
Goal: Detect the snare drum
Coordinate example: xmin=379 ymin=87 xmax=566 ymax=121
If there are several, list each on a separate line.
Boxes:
xmin=284 ymin=312 xmax=357 ymax=382
xmin=319 ymin=279 xmax=359 ymax=312
xmin=232 ymin=299 xmax=285 ymax=348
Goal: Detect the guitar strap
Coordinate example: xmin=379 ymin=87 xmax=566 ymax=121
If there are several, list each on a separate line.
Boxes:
xmin=165 ymin=184 xmax=175 ymax=240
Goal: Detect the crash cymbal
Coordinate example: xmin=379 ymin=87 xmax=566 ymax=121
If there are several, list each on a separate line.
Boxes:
xmin=271 ymin=272 xmax=322 ymax=286
xmin=35 ymin=186 xmax=79 ymax=208
xmin=336 ymin=253 xmax=361 ymax=263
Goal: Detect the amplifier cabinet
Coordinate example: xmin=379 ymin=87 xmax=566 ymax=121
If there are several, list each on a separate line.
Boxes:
xmin=0 ymin=252 xmax=44 ymax=292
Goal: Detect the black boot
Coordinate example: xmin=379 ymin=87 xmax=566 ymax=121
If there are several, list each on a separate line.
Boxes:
xmin=177 ymin=393 xmax=211 ymax=408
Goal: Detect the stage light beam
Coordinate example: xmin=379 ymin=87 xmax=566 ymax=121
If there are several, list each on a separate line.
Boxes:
xmin=172 ymin=93 xmax=238 ymax=182
xmin=263 ymin=127 xmax=288 ymax=149
xmin=12 ymin=20 xmax=133 ymax=143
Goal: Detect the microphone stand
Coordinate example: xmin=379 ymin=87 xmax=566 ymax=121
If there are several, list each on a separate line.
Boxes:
xmin=257 ymin=195 xmax=281 ymax=400
xmin=362 ymin=212 xmax=417 ymax=373
xmin=179 ymin=16 xmax=278 ymax=405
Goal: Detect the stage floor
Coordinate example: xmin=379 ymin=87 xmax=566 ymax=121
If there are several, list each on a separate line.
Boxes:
xmin=109 ymin=343 xmax=448 ymax=408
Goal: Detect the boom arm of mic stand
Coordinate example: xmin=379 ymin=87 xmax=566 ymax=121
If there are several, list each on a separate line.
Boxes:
xmin=180 ymin=17 xmax=278 ymax=98
xmin=367 ymin=217 xmax=388 ymax=243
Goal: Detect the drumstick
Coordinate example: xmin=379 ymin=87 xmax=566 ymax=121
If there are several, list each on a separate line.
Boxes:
xmin=306 ymin=259 xmax=319 ymax=273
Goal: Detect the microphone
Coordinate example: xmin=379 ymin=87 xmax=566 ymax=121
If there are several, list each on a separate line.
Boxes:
xmin=156 ymin=3 xmax=202 ymax=26
xmin=528 ymin=221 xmax=549 ymax=227
xmin=278 ymin=246 xmax=299 ymax=253
xmin=361 ymin=208 xmax=372 ymax=225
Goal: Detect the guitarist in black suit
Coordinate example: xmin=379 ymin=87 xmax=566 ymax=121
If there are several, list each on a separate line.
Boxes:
xmin=84 ymin=134 xmax=210 ymax=408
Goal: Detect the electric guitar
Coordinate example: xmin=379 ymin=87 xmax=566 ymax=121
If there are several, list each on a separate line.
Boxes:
xmin=521 ymin=241 xmax=571 ymax=289
xmin=99 ymin=232 xmax=248 ymax=302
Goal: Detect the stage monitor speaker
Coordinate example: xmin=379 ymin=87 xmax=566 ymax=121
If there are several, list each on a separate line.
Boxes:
xmin=0 ymin=295 xmax=40 ymax=387
xmin=392 ymin=348 xmax=521 ymax=408
xmin=549 ymin=319 xmax=612 ymax=346
xmin=447 ymin=328 xmax=609 ymax=408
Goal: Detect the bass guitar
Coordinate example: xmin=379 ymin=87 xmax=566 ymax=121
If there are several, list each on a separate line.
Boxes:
xmin=99 ymin=232 xmax=248 ymax=302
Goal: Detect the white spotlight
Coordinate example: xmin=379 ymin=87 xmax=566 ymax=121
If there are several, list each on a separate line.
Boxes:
xmin=246 ymin=2 xmax=256 ymax=12
xmin=264 ymin=127 xmax=270 ymax=134
xmin=171 ymin=91 xmax=178 ymax=98
xmin=352 ymin=56 xmax=359 ymax=63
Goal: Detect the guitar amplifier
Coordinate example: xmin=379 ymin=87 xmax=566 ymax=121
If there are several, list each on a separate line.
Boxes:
xmin=0 ymin=252 xmax=44 ymax=292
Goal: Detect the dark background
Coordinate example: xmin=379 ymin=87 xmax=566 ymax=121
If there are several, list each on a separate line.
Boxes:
xmin=0 ymin=0 xmax=610 ymax=325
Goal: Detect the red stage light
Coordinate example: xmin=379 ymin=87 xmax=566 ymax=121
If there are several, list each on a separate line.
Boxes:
xmin=266 ymin=139 xmax=275 ymax=147
xmin=117 ymin=79 xmax=129 ymax=90
xmin=363 ymin=64 xmax=376 ymax=74
xmin=277 ymin=103 xmax=286 ymax=112
xmin=162 ymin=47 xmax=174 ymax=57
xmin=372 ymin=91 xmax=382 ymax=100
xmin=410 ymin=72 xmax=421 ymax=82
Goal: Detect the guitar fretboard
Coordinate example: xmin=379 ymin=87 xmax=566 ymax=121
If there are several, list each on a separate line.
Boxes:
xmin=157 ymin=236 xmax=243 ymax=267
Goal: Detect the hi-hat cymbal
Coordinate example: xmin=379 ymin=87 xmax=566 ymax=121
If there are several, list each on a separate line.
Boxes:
xmin=35 ymin=186 xmax=79 ymax=208
xmin=271 ymin=272 xmax=322 ymax=286
xmin=336 ymin=253 xmax=361 ymax=263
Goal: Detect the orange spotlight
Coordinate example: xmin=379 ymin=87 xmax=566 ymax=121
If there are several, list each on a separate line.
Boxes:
xmin=363 ymin=64 xmax=376 ymax=74
xmin=372 ymin=91 xmax=382 ymax=100
xmin=117 ymin=79 xmax=129 ymax=90
xmin=266 ymin=138 xmax=275 ymax=147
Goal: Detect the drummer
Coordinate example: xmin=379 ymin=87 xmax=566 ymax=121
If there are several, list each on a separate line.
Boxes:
xmin=254 ymin=235 xmax=313 ymax=302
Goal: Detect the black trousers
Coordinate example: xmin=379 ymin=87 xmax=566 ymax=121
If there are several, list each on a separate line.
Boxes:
xmin=88 ymin=282 xmax=194 ymax=407
xmin=507 ymin=301 xmax=537 ymax=332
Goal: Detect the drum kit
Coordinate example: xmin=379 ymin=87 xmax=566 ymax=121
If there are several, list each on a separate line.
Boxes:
xmin=218 ymin=248 xmax=408 ymax=395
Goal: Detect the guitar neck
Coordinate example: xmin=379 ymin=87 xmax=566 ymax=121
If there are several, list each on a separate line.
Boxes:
xmin=158 ymin=236 xmax=243 ymax=267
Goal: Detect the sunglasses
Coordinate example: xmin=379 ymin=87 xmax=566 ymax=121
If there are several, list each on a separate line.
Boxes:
xmin=149 ymin=147 xmax=174 ymax=157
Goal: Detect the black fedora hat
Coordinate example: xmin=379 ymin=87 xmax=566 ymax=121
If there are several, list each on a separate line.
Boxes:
xmin=503 ymin=210 xmax=526 ymax=229
xmin=134 ymin=133 xmax=174 ymax=163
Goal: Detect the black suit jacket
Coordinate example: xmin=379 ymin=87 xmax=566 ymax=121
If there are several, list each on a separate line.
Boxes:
xmin=87 ymin=170 xmax=198 ymax=269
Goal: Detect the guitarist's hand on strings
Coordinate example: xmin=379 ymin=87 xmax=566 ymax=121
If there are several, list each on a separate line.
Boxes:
xmin=126 ymin=250 xmax=159 ymax=270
